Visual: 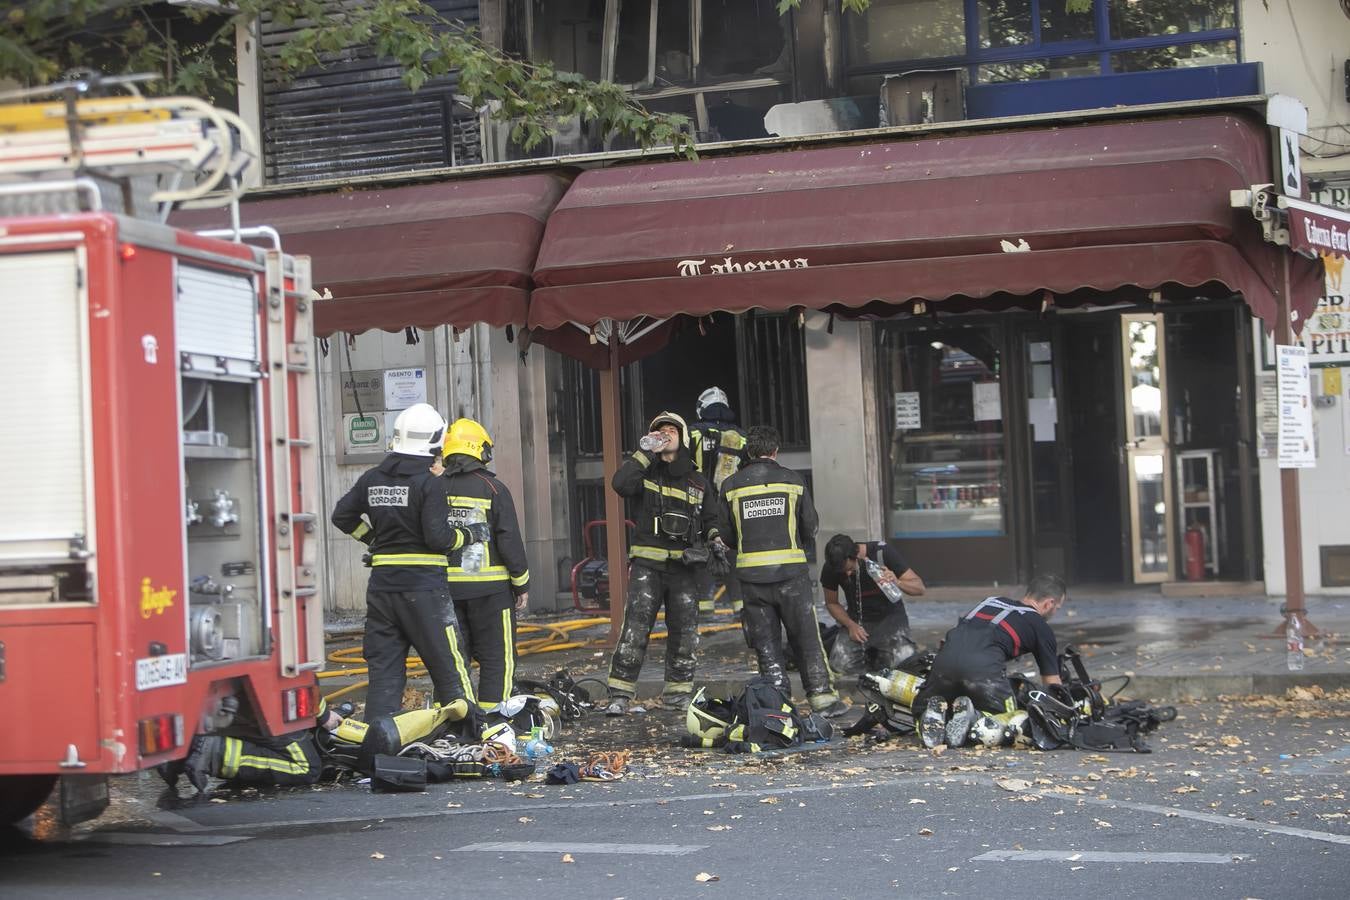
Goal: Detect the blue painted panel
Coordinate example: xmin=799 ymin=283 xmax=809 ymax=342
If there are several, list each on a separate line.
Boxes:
xmin=965 ymin=63 xmax=1263 ymax=119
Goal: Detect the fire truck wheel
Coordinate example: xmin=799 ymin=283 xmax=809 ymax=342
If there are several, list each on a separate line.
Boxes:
xmin=0 ymin=775 xmax=58 ymax=826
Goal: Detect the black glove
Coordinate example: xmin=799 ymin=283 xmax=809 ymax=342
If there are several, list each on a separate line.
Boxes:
xmin=361 ymin=553 xmax=373 ymax=568
xmin=463 ymin=522 xmax=492 ymax=544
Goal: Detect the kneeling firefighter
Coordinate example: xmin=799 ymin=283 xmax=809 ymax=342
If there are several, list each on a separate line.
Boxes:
xmin=439 ymin=418 xmax=531 ymax=710
xmin=604 ymin=411 xmax=723 ymax=715
xmin=162 ymin=699 xmax=474 ymax=793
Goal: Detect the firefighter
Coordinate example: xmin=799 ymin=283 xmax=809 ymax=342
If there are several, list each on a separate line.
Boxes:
xmin=911 ymin=575 xmax=1067 ymax=749
xmin=163 ymin=699 xmax=474 ymax=794
xmin=330 ymin=403 xmax=490 ymax=720
xmin=604 ymin=412 xmax=723 ymax=715
xmin=439 ymin=418 xmax=531 ymax=710
xmin=717 ymin=425 xmax=848 ymax=719
xmin=820 ymin=533 xmax=926 ymax=675
xmin=688 ymin=386 xmax=747 ymax=618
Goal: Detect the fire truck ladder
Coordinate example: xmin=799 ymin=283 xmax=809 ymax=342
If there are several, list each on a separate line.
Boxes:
xmin=265 ymin=250 xmax=325 ymax=677
xmin=0 ymin=74 xmax=255 ymax=212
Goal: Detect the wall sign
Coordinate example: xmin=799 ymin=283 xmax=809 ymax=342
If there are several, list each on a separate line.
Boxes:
xmin=1276 ymin=344 xmax=1315 ymax=469
xmin=1261 ymin=181 xmax=1350 ymax=369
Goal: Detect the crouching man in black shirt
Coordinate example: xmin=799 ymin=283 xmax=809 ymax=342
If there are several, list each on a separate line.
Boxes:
xmin=911 ymin=575 xmax=1067 ymax=749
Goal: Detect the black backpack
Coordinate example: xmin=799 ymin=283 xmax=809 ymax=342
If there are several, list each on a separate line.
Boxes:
xmin=722 ymin=677 xmax=832 ymax=753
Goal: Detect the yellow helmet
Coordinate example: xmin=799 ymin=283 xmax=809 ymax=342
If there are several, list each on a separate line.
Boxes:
xmin=443 ymin=417 xmax=493 ymax=463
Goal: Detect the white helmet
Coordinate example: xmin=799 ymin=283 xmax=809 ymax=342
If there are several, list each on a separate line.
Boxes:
xmin=697 ymin=386 xmax=729 ymax=419
xmin=388 ymin=403 xmax=447 ymax=457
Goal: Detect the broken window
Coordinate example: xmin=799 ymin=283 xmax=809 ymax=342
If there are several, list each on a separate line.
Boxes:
xmin=700 ymin=0 xmax=791 ymax=81
xmin=615 ymin=0 xmax=693 ymax=87
xmin=505 ymin=0 xmax=606 ymax=80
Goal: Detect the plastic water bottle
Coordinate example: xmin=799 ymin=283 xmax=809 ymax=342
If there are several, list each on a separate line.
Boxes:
xmin=1286 ymin=616 xmax=1305 ymax=671
xmin=864 ymin=557 xmax=905 ymax=605
xmin=639 ymin=433 xmax=666 ymax=452
xmin=460 ymin=508 xmax=487 ymax=573
xmin=522 ymin=735 xmax=554 ymax=761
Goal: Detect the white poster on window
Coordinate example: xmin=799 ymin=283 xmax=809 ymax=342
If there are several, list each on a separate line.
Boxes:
xmin=972 ymin=381 xmax=1001 ymax=422
xmin=1276 ymin=344 xmax=1316 ymax=468
xmin=894 ymin=392 xmax=921 ymax=431
xmin=383 ymin=368 xmax=427 ymax=410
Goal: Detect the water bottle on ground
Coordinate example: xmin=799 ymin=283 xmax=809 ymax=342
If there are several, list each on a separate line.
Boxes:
xmin=460 ymin=508 xmax=487 ymax=573
xmin=522 ymin=728 xmax=554 ymax=761
xmin=1286 ymin=615 xmax=1305 ymax=671
xmin=864 ymin=557 xmax=905 ymax=605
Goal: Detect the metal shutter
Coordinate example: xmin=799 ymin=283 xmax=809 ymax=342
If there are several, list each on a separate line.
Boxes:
xmin=0 ymin=250 xmax=90 ymax=559
xmin=176 ymin=265 xmax=258 ymax=363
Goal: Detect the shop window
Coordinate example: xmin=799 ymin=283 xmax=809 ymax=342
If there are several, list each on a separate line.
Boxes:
xmin=978 ymin=54 xmax=1099 ymax=83
xmin=614 ymin=0 xmax=693 ymax=86
xmin=879 ymin=324 xmax=1006 ymax=539
xmin=700 ymin=0 xmax=793 ymax=80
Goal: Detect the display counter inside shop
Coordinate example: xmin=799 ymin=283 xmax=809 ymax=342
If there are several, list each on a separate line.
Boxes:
xmin=889 ymin=432 xmax=1005 ymax=539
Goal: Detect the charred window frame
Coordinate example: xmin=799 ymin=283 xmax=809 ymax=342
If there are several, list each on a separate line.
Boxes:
xmin=736 ymin=313 xmax=810 ymax=450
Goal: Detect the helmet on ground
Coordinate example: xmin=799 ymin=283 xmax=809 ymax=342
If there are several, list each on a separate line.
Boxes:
xmin=685 ymin=687 xmax=736 ymax=747
xmin=444 ymin=417 xmax=493 ymax=462
xmin=648 ymin=411 xmax=690 ymax=448
xmin=696 ymin=386 xmax=730 ymax=419
xmin=389 ymin=403 xmax=447 ymax=457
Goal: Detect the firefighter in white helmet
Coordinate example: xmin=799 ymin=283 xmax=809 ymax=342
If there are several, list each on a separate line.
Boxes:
xmin=439 ymin=418 xmax=531 ymax=710
xmin=331 ymin=403 xmax=489 ymax=719
xmin=687 ymin=386 xmax=747 ymax=618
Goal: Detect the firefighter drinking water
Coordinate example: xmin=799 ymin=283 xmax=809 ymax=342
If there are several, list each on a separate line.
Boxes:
xmin=718 ymin=425 xmax=847 ymax=719
xmin=604 ymin=412 xmax=723 ymax=715
xmin=438 ymin=418 xmax=531 ymax=710
xmin=820 ymin=533 xmax=926 ymax=675
xmin=911 ymin=575 xmax=1068 ymax=749
xmin=331 ymin=403 xmax=490 ymax=720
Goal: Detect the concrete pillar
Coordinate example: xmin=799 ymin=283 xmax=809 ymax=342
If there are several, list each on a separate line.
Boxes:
xmin=803 ymin=314 xmax=884 ymax=542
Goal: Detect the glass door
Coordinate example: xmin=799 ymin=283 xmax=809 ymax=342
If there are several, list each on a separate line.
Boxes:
xmin=1120 ymin=314 xmax=1174 ymax=583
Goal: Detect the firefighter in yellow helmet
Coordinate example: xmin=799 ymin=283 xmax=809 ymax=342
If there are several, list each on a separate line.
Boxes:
xmin=440 ymin=418 xmax=532 ymax=710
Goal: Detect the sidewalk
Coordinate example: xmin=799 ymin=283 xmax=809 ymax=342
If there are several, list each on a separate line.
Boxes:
xmin=321 ymin=592 xmax=1350 ymax=706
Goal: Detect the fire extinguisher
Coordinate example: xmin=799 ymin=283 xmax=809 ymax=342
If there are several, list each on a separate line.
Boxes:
xmin=1184 ymin=525 xmax=1206 ymax=581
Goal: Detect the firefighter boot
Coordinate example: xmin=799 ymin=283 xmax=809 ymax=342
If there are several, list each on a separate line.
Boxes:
xmin=945 ymin=696 xmax=978 ymax=749
xmin=184 ymin=735 xmax=222 ymax=795
xmin=919 ymin=697 xmax=947 ymax=749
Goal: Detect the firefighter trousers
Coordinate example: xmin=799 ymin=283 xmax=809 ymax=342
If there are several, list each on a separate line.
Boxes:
xmin=215 ymin=731 xmax=322 ymax=787
xmin=454 ymin=587 xmax=517 ymax=709
xmin=740 ymin=574 xmax=839 ymax=710
xmin=607 ymin=564 xmax=700 ymax=700
xmin=695 ymin=567 xmax=743 ymax=616
xmin=364 ymin=586 xmax=474 ymax=719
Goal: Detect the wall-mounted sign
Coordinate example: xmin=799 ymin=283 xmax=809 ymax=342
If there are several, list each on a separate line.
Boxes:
xmin=344 ymin=413 xmax=381 ymax=455
xmin=340 ymin=370 xmax=383 ymax=415
xmin=894 ymin=392 xmax=921 ymax=431
xmin=383 ymin=368 xmax=427 ymax=409
xmin=1262 ymin=182 xmax=1350 ymax=369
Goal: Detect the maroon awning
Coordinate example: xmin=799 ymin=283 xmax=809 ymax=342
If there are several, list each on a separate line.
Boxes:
xmin=530 ymin=113 xmax=1321 ymax=364
xmin=175 ymin=173 xmax=570 ymax=337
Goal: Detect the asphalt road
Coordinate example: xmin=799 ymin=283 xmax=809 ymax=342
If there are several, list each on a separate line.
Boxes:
xmin=4 ymin=690 xmax=1349 ymax=899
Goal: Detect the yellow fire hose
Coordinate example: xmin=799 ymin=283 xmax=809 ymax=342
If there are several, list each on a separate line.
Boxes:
xmin=318 ymin=610 xmax=743 ymax=703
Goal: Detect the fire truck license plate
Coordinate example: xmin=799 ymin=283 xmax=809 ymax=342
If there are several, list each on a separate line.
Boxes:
xmin=135 ymin=653 xmax=188 ymax=690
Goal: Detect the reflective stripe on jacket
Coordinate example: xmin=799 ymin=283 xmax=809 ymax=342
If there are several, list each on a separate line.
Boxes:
xmin=442 ymin=459 xmax=530 ymax=599
xmin=612 ymin=448 xmax=722 ymax=572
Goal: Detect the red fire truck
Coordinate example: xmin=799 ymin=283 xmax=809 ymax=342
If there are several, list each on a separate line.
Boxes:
xmin=0 ymin=81 xmax=324 ymax=826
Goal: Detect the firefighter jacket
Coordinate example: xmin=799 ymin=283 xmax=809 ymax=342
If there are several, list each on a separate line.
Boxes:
xmin=612 ymin=447 xmax=722 ymax=572
xmin=441 ymin=454 xmax=530 ymax=599
xmin=718 ymin=457 xmax=818 ymax=585
xmin=331 ymin=453 xmax=469 ymax=591
xmin=689 ymin=419 xmax=747 ymax=490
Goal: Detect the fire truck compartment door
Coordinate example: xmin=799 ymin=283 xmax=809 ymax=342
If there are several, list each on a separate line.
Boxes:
xmin=176 ymin=264 xmax=258 ymax=365
xmin=0 ymin=624 xmax=100 ymax=767
xmin=0 ymin=250 xmax=92 ymax=566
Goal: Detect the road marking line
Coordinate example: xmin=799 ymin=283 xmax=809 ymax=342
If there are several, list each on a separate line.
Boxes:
xmin=453 ymin=841 xmax=705 ymax=856
xmin=973 ymin=850 xmax=1243 ymax=864
xmin=76 ymin=832 xmax=251 ymax=847
xmin=1074 ymin=796 xmax=1350 ymax=847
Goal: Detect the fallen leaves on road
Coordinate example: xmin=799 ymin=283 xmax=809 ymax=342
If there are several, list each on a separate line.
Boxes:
xmin=446 ymin=801 xmax=462 ymax=808
xmin=918 ymin=827 xmax=934 ymax=836
xmin=706 ymin=825 xmax=732 ymax=832
xmin=561 ymin=854 xmax=575 ymax=864
xmin=995 ymin=777 xmax=1032 ymax=792
xmin=518 ymin=816 xmax=534 ymax=824
xmin=370 ymin=852 xmax=385 ymax=860
xmin=1173 ymin=786 xmax=1200 ymax=794
xmin=759 ymin=796 xmax=779 ymax=804
xmin=695 ymin=872 xmax=720 ymax=883
xmin=1219 ymin=735 xmax=1244 ymax=747
xmin=908 ymin=798 xmax=927 ymax=804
